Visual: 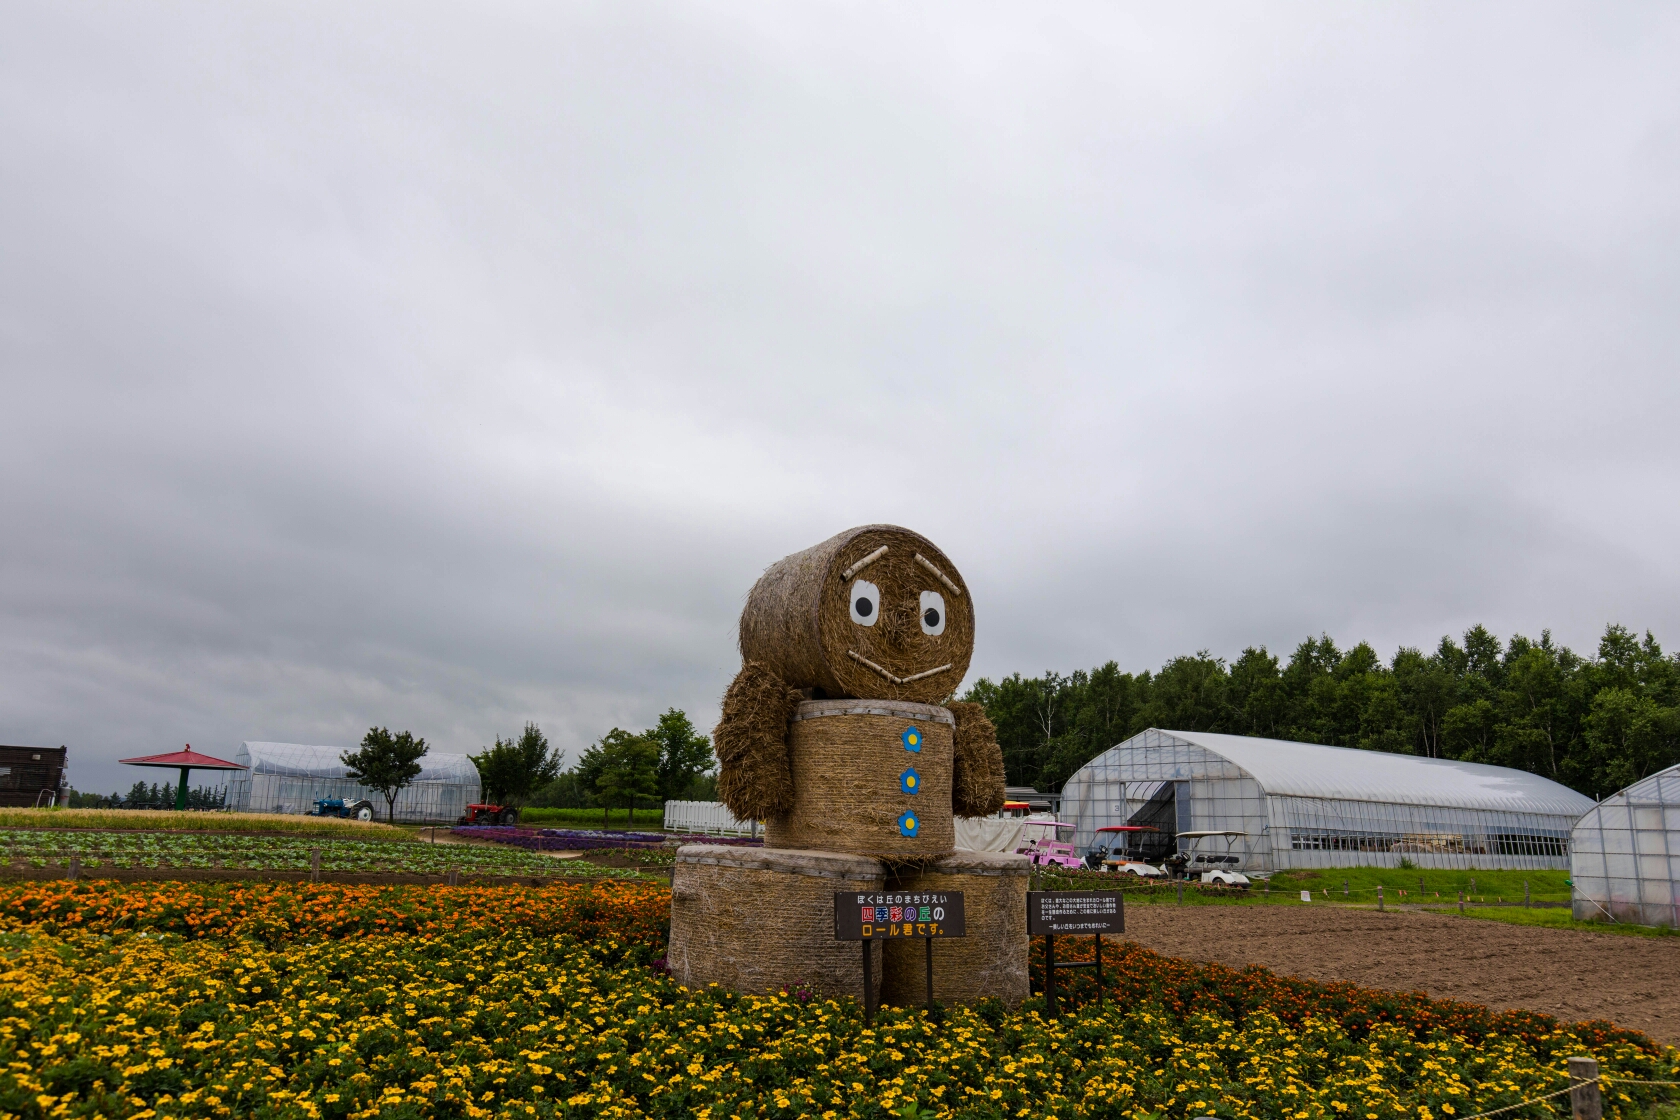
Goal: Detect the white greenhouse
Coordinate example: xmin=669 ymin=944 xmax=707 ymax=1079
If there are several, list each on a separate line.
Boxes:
xmin=224 ymin=742 xmax=481 ymax=822
xmin=1570 ymin=762 xmax=1680 ymax=928
xmin=1061 ymin=728 xmax=1594 ymax=871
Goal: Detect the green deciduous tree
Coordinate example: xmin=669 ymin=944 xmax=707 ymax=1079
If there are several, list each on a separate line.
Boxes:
xmin=587 ymin=730 xmax=661 ymax=827
xmin=342 ymin=727 xmax=426 ymax=823
xmin=647 ymin=708 xmax=715 ymax=800
xmin=470 ymin=722 xmax=564 ymax=805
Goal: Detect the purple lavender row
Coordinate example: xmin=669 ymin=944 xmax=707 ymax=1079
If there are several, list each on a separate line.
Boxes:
xmin=450 ymin=826 xmax=762 ymax=850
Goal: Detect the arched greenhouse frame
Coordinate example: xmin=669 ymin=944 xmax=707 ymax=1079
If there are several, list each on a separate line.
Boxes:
xmin=224 ymin=741 xmax=481 ymax=822
xmin=1060 ymin=728 xmax=1594 ymax=872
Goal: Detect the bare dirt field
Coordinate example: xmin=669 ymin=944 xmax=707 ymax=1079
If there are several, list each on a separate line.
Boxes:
xmin=1121 ymin=905 xmax=1680 ymax=1045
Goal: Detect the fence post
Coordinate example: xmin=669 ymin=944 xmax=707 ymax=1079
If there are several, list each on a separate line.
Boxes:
xmin=1524 ymin=880 xmax=1531 ymax=908
xmin=310 ymin=848 xmax=321 ymax=883
xmin=1568 ymin=1056 xmax=1601 ymax=1120
xmin=68 ymin=856 xmax=80 ymax=882
xmin=1343 ymin=879 xmax=1348 ymax=899
xmin=1377 ymin=885 xmax=1383 ymax=912
xmin=1458 ymin=890 xmax=1465 ymax=914
xmin=1176 ymin=881 xmax=1184 ymax=905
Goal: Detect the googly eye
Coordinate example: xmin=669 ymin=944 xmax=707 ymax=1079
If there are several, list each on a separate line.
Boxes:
xmin=850 ymin=580 xmax=880 ymax=626
xmin=919 ymin=590 xmax=946 ymax=636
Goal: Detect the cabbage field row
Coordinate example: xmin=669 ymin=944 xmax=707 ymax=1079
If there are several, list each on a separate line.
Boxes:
xmin=0 ymin=829 xmax=644 ymax=878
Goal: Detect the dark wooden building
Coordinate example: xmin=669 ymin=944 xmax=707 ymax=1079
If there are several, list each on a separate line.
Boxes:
xmin=0 ymin=745 xmax=67 ymax=807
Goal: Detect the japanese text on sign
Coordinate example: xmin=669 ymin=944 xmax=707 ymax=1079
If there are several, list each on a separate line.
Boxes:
xmin=1026 ymin=890 xmax=1124 ymax=936
xmin=834 ymin=891 xmax=966 ymax=940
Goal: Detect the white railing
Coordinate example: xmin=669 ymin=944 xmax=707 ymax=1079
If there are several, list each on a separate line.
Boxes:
xmin=664 ymin=800 xmax=758 ymax=836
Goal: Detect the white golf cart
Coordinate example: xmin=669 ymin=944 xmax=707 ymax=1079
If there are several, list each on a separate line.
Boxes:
xmin=1167 ymin=829 xmax=1252 ymax=888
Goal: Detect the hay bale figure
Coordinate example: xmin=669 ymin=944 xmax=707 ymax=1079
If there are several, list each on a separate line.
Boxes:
xmin=677 ymin=524 xmax=1015 ymax=1003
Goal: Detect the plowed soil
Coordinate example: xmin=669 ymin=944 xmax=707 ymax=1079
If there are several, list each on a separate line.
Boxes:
xmin=1121 ymin=905 xmax=1680 ymax=1045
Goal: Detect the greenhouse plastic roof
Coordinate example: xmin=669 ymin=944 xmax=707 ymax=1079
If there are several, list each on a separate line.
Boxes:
xmin=1133 ymin=730 xmax=1595 ymax=815
xmin=235 ymin=742 xmax=480 ymax=783
xmin=1576 ymin=761 xmax=1680 ymax=819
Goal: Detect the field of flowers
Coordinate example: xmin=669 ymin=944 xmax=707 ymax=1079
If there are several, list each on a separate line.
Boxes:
xmin=0 ymin=830 xmax=641 ymax=879
xmin=1 ymin=879 xmax=1675 ymax=1120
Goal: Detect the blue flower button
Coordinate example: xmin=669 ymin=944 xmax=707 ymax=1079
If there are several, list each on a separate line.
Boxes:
xmin=897 ymin=811 xmax=919 ymax=838
xmin=899 ymin=767 xmax=921 ymax=795
xmin=902 ymin=726 xmax=922 ymax=752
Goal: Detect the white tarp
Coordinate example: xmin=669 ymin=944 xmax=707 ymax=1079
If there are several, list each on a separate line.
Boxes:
xmin=954 ymin=816 xmax=1026 ymax=853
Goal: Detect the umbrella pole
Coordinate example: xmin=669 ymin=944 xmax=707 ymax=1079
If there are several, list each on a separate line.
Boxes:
xmin=176 ymin=767 xmax=190 ymax=811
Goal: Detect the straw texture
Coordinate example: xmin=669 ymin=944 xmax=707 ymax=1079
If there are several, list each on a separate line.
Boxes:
xmin=714 ymin=661 xmax=803 ymax=823
xmin=880 ymin=850 xmax=1030 ymax=1007
xmin=949 ymin=702 xmax=1007 ymax=818
xmin=667 ymin=844 xmax=885 ymax=998
xmin=739 ymin=525 xmax=974 ymax=704
xmin=763 ymin=702 xmax=955 ymax=857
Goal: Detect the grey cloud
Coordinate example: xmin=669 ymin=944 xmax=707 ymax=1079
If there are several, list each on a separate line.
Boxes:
xmin=2 ymin=2 xmax=1677 ymax=794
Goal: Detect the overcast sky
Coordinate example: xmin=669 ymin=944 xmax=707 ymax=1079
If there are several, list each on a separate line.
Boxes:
xmin=4 ymin=3 xmax=1678 ymax=794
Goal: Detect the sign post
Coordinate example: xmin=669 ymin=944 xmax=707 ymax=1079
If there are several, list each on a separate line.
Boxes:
xmin=834 ymin=891 xmax=967 ymax=1023
xmin=1027 ymin=891 xmax=1124 ymax=1016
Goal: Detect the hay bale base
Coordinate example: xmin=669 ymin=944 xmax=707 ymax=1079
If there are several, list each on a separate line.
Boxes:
xmin=881 ymin=850 xmax=1030 ymax=1008
xmin=668 ymin=844 xmax=884 ymax=1000
xmin=764 ymin=701 xmax=955 ymax=857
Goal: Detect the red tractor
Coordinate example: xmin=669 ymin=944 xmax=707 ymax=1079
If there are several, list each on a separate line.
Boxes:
xmin=457 ymin=803 xmax=520 ymax=826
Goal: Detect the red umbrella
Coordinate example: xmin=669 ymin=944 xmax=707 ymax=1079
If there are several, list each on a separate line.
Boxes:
xmin=119 ymin=746 xmax=246 ymax=811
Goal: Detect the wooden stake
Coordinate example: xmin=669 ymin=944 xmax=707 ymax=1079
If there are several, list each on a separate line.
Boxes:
xmin=913 ymin=553 xmax=963 ymax=596
xmin=1568 ymin=1057 xmax=1601 ymax=1120
xmin=841 ymin=546 xmax=889 ymax=581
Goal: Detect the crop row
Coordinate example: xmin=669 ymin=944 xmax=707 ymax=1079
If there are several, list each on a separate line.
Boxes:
xmin=0 ymin=830 xmax=636 ymax=878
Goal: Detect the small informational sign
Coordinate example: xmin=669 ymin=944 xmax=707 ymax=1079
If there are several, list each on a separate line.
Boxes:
xmin=1026 ymin=890 xmax=1124 ymax=936
xmin=1300 ymin=890 xmax=1312 ymax=902
xmin=834 ymin=891 xmax=966 ymax=940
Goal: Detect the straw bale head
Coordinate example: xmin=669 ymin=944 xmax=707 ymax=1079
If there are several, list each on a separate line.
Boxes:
xmin=739 ymin=525 xmax=974 ymax=704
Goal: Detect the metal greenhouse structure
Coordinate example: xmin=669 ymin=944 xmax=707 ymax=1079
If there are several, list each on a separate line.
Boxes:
xmin=1570 ymin=762 xmax=1680 ymax=928
xmin=1061 ymin=728 xmax=1594 ymax=871
xmin=224 ymin=741 xmax=481 ymax=822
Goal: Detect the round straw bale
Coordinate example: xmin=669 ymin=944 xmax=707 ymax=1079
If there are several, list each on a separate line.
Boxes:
xmin=949 ymin=701 xmax=1006 ymax=818
xmin=714 ymin=661 xmax=803 ymax=822
xmin=739 ymin=525 xmax=974 ymax=704
xmin=880 ymin=850 xmax=1029 ymax=1008
xmin=667 ymin=844 xmax=884 ymax=1000
xmin=763 ymin=701 xmax=955 ymax=857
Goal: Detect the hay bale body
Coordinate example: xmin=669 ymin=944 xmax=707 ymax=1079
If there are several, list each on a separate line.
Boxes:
xmin=948 ymin=701 xmax=1007 ymax=818
xmin=763 ymin=701 xmax=955 ymax=857
xmin=667 ymin=845 xmax=884 ymax=999
xmin=881 ymin=850 xmax=1030 ymax=1008
xmin=739 ymin=525 xmax=974 ymax=704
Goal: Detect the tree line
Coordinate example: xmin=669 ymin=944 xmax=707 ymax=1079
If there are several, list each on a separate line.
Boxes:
xmin=962 ymin=623 xmax=1680 ymax=802
xmin=470 ymin=710 xmax=716 ymax=825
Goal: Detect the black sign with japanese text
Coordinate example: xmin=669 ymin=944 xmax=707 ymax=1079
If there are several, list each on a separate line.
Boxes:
xmin=1027 ymin=890 xmax=1124 ymax=936
xmin=834 ymin=891 xmax=966 ymax=940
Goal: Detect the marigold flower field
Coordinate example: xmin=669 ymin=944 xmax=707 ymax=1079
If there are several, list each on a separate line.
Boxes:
xmin=1 ymin=881 xmax=1674 ymax=1120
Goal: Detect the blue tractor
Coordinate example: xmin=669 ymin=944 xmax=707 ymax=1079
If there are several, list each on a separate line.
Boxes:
xmin=311 ymin=797 xmax=375 ymax=821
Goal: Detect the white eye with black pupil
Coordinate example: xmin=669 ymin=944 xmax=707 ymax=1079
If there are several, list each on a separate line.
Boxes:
xmin=850 ymin=580 xmax=880 ymax=626
xmin=919 ymin=590 xmax=946 ymax=636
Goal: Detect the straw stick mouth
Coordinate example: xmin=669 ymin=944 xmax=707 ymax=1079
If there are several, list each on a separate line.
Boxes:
xmin=847 ymin=649 xmax=952 ymax=686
